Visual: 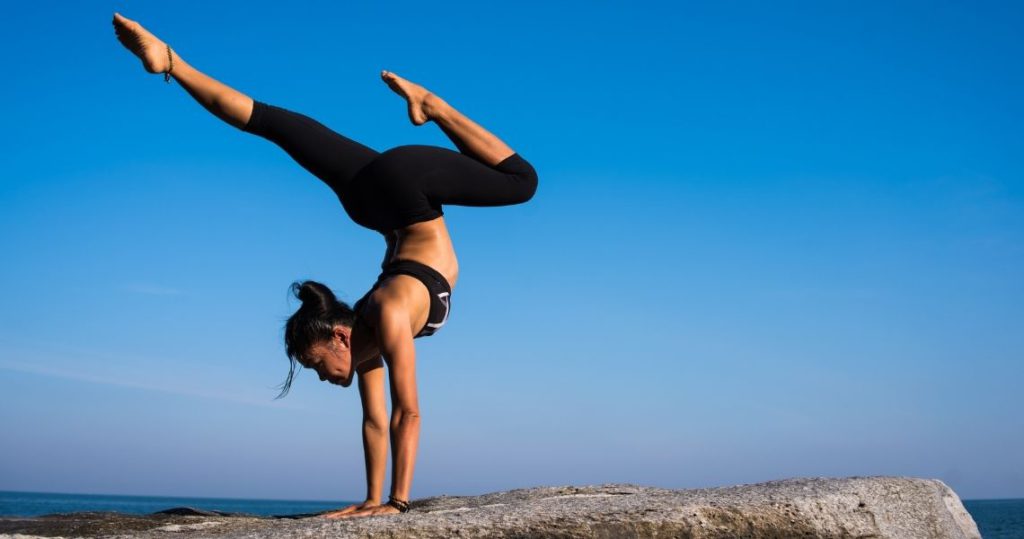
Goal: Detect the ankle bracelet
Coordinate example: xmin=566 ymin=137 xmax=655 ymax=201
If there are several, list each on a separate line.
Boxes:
xmin=386 ymin=496 xmax=410 ymax=513
xmin=164 ymin=44 xmax=174 ymax=83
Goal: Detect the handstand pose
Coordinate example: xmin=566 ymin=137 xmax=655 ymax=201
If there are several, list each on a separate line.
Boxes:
xmin=112 ymin=13 xmax=537 ymax=519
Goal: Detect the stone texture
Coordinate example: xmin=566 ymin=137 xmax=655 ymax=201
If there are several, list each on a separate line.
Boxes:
xmin=0 ymin=476 xmax=981 ymax=538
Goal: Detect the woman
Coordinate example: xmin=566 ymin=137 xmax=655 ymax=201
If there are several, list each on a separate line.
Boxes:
xmin=112 ymin=13 xmax=537 ymax=519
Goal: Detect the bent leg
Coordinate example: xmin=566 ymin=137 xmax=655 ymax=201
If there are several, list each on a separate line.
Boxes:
xmin=380 ymin=71 xmax=518 ymax=168
xmin=432 ymin=103 xmax=516 ymax=168
xmin=409 ymin=146 xmax=537 ymax=208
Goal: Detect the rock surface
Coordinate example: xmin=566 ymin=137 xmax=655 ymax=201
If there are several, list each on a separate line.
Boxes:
xmin=0 ymin=476 xmax=980 ymax=538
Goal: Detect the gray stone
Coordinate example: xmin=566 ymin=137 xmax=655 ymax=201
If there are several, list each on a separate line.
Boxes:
xmin=0 ymin=476 xmax=981 ymax=538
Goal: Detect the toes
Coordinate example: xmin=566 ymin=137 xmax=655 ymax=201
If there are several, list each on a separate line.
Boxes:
xmin=113 ymin=15 xmax=142 ymax=33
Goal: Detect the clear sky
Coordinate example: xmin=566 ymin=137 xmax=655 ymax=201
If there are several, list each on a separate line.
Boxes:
xmin=1 ymin=1 xmax=1022 ymax=502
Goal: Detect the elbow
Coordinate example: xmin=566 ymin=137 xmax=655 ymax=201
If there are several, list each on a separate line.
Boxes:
xmin=391 ymin=408 xmax=421 ymax=426
xmin=363 ymin=417 xmax=388 ymax=434
xmin=397 ymin=408 xmax=420 ymax=420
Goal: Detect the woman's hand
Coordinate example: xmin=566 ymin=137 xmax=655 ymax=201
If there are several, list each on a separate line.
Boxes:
xmin=319 ymin=499 xmax=382 ymax=519
xmin=321 ymin=501 xmax=400 ymax=519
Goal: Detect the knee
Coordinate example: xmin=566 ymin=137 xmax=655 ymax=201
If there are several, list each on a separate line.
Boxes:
xmin=513 ymin=161 xmax=538 ymax=204
xmin=494 ymin=153 xmax=538 ymax=204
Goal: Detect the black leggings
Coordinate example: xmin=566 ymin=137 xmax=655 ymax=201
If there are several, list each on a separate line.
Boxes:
xmin=241 ymin=100 xmax=538 ymax=233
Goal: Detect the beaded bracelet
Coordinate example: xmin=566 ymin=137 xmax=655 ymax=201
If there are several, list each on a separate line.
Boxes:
xmin=386 ymin=496 xmax=410 ymax=513
xmin=164 ymin=44 xmax=174 ymax=83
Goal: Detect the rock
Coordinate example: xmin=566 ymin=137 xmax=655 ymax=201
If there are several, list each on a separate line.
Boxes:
xmin=0 ymin=476 xmax=981 ymax=538
xmin=0 ymin=510 xmax=262 ymax=538
xmin=152 ymin=508 xmax=251 ymax=517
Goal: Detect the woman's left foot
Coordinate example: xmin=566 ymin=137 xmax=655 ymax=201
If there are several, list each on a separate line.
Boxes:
xmin=380 ymin=70 xmax=446 ymax=126
xmin=112 ymin=13 xmax=173 ymax=75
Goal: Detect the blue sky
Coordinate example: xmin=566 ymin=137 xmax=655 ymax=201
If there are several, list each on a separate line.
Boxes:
xmin=1 ymin=0 xmax=1022 ymax=502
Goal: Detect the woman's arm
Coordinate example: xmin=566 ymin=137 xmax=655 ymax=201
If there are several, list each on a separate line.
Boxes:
xmin=357 ymin=358 xmax=388 ymax=503
xmin=321 ymin=357 xmax=388 ymax=519
xmin=378 ymin=302 xmax=420 ymax=504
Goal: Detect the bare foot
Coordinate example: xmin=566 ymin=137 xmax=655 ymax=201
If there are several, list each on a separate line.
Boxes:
xmin=380 ymin=70 xmax=447 ymax=126
xmin=112 ymin=12 xmax=173 ymax=75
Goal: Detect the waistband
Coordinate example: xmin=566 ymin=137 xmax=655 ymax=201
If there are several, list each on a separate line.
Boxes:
xmin=379 ymin=259 xmax=452 ymax=292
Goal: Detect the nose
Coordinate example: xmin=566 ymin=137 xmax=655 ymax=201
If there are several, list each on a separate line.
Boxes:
xmin=318 ymin=371 xmax=327 ymax=381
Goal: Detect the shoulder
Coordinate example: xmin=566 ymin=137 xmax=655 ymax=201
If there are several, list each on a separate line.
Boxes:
xmin=362 ymin=279 xmax=415 ymax=321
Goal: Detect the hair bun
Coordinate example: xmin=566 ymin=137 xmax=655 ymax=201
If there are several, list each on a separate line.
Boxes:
xmin=291 ymin=280 xmax=336 ymax=312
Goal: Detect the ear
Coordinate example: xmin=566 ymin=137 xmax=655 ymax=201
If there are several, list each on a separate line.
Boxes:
xmin=333 ymin=325 xmax=352 ymax=350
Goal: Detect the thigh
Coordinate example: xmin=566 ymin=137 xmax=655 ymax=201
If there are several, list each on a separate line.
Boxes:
xmin=374 ymin=145 xmax=538 ymax=208
xmin=243 ymin=100 xmax=380 ymax=193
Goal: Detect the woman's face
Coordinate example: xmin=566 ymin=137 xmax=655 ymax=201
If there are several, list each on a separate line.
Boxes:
xmin=301 ymin=327 xmax=353 ymax=387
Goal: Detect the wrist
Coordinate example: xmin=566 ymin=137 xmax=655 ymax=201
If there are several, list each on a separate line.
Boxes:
xmin=386 ymin=495 xmax=410 ymax=513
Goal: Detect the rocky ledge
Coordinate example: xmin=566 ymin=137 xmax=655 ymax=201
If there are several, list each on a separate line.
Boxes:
xmin=0 ymin=476 xmax=980 ymax=538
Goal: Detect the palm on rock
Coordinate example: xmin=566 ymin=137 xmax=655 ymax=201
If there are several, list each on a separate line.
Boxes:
xmin=321 ymin=501 xmax=400 ymax=519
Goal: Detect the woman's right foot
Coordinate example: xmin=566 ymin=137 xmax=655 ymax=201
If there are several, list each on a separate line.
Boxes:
xmin=380 ymin=70 xmax=448 ymax=126
xmin=111 ymin=13 xmax=172 ymax=75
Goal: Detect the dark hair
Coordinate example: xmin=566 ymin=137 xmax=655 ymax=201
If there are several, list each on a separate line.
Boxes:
xmin=276 ymin=280 xmax=356 ymax=399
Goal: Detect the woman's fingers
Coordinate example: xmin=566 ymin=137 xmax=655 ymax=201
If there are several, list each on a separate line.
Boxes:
xmin=327 ymin=504 xmax=401 ymax=519
xmin=319 ymin=502 xmax=369 ymax=519
xmin=320 ymin=508 xmax=355 ymax=519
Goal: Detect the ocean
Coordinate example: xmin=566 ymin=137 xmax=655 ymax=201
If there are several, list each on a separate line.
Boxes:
xmin=0 ymin=490 xmax=357 ymax=518
xmin=963 ymin=499 xmax=1024 ymax=539
xmin=0 ymin=491 xmax=1021 ymax=536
